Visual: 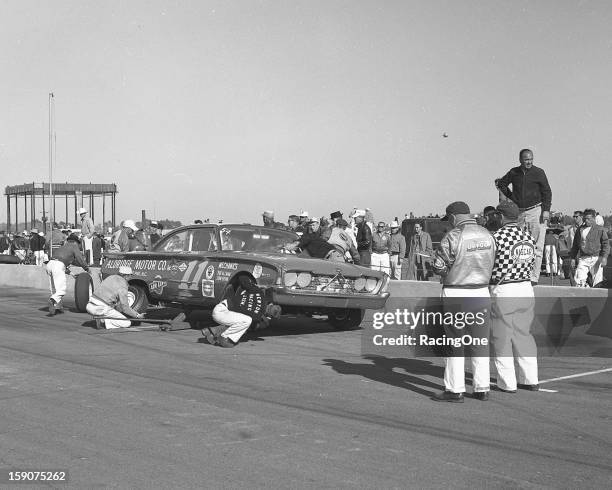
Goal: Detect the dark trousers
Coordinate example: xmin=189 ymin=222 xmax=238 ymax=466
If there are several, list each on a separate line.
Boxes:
xmin=359 ymin=250 xmax=371 ymax=266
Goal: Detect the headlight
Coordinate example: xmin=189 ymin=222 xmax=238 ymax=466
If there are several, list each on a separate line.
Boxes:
xmin=354 ymin=277 xmax=366 ymax=291
xmin=296 ymin=272 xmax=312 ymax=288
xmin=365 ymin=277 xmax=378 ymax=292
xmin=284 ymin=272 xmax=298 ymax=287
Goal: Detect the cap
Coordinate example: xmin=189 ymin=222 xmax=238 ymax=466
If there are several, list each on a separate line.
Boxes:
xmin=308 ymin=216 xmax=320 ymax=223
xmin=118 ymin=265 xmax=133 ymax=275
xmin=78 ymin=207 xmax=88 ymax=215
xmin=123 ymin=219 xmax=139 ymax=231
xmin=496 ymin=200 xmax=519 ymax=220
xmin=337 ymin=218 xmax=348 ymax=227
xmin=353 ymin=209 xmax=366 ymax=217
xmin=288 ymin=214 xmax=299 ymax=220
xmin=390 ymin=221 xmax=400 ymax=228
xmin=330 ymin=211 xmax=342 ymax=220
xmin=31 ymin=228 xmax=38 ymax=234
xmin=262 ymin=210 xmax=275 ymax=219
xmin=299 ymin=211 xmax=309 ymax=218
xmin=377 ymin=221 xmax=386 ymax=227
xmin=441 ymin=201 xmax=470 ymax=221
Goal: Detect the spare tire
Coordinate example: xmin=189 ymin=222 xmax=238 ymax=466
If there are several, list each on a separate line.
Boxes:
xmin=74 ymin=273 xmax=93 ymax=313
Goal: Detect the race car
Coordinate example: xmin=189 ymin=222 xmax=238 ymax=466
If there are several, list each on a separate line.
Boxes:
xmin=80 ymin=224 xmax=390 ymax=329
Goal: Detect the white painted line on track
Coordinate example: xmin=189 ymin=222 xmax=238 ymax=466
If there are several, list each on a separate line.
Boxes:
xmin=539 ymin=367 xmax=612 ymax=384
xmin=538 ymin=388 xmax=558 ymax=393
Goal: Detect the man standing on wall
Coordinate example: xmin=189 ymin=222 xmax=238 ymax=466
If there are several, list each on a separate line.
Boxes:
xmin=495 ymin=149 xmax=552 ymax=284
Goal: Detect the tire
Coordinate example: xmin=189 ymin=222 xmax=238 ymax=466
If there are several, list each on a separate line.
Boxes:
xmin=328 ymin=308 xmax=365 ymax=330
xmin=74 ymin=273 xmax=93 ymax=313
xmin=127 ymin=283 xmax=149 ymax=313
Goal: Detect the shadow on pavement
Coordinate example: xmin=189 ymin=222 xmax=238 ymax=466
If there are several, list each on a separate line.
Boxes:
xmin=322 ymin=355 xmax=446 ymax=397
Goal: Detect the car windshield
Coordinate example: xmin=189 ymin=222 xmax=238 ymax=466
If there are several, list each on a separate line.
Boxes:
xmin=219 ymin=226 xmax=297 ymax=253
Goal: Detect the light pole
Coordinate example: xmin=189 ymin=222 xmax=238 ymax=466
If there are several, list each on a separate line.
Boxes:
xmin=48 ymin=93 xmax=55 ymax=256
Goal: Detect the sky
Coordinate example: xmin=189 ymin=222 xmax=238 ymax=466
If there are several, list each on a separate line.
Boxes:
xmin=1 ymin=0 xmax=611 ymax=227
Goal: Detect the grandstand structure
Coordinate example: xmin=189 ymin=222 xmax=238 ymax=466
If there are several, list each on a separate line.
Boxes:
xmin=4 ymin=182 xmax=117 ymax=233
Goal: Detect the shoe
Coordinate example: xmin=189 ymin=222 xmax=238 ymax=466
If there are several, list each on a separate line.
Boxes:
xmin=531 ymin=281 xmax=538 ymax=286
xmin=201 ymin=328 xmax=218 ymax=345
xmin=217 ymin=335 xmax=237 ymax=348
xmin=431 ymin=391 xmax=464 ymax=403
xmin=48 ymin=298 xmax=56 ymax=315
xmin=518 ymin=383 xmax=539 ymax=391
xmin=473 ymin=391 xmax=489 ymax=401
xmin=55 ymin=300 xmax=64 ymax=313
xmin=494 ymin=386 xmax=517 ymax=393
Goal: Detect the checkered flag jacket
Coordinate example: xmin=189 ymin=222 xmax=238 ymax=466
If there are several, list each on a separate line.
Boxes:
xmin=490 ymin=224 xmax=535 ymax=284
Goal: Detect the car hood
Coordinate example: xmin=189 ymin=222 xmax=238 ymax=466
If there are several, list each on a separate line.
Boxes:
xmin=221 ymin=251 xmax=384 ymax=278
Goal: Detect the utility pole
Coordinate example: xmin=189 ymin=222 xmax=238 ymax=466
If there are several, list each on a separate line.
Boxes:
xmin=49 ymin=93 xmax=55 ymax=256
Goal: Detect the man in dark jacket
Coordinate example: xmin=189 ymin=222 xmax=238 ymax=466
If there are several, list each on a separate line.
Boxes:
xmin=495 ymin=149 xmax=552 ymax=284
xmin=354 ymin=209 xmax=372 ymax=266
xmin=46 ymin=234 xmax=89 ymax=314
xmin=29 ymin=229 xmax=46 ymax=265
xmin=202 ymin=276 xmax=280 ymax=347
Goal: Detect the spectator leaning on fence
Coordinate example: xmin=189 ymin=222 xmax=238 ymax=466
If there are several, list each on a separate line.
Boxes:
xmin=569 ymin=208 xmax=609 ymax=287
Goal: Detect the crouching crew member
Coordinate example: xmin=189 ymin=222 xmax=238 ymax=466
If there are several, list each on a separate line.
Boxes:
xmin=489 ymin=201 xmax=539 ymax=392
xmin=431 ymin=201 xmax=495 ymax=403
xmin=202 ymin=275 xmax=280 ymax=348
xmin=86 ymin=266 xmax=144 ymax=329
xmin=46 ymin=234 xmax=90 ymax=315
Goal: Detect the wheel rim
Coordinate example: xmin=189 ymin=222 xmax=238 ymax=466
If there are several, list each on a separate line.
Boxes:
xmin=127 ymin=290 xmax=136 ymax=307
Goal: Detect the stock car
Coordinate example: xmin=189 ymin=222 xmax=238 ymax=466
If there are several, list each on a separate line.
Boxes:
xmin=79 ymin=224 xmax=390 ymax=329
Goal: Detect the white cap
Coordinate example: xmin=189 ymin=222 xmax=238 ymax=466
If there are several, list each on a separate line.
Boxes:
xmin=308 ymin=216 xmax=320 ymax=223
xmin=390 ymin=221 xmax=400 ymax=228
xmin=78 ymin=207 xmax=88 ymax=214
xmin=123 ymin=219 xmax=138 ymax=231
xmin=299 ymin=210 xmax=309 ymax=217
xmin=353 ymin=209 xmax=366 ymax=217
xmin=118 ymin=265 xmax=133 ymax=275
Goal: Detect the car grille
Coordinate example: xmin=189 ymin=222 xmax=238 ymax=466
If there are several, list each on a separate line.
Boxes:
xmin=288 ymin=275 xmax=370 ymax=294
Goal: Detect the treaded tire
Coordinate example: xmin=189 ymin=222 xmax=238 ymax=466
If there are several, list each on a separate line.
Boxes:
xmin=74 ymin=273 xmax=93 ymax=313
xmin=127 ymin=283 xmax=149 ymax=313
xmin=328 ymin=309 xmax=365 ymax=330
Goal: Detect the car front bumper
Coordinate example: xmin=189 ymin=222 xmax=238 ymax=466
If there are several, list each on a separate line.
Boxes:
xmin=271 ymin=287 xmax=390 ymax=310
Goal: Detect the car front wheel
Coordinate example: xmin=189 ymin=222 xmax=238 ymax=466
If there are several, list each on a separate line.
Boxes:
xmin=328 ymin=308 xmax=365 ymax=330
xmin=127 ymin=283 xmax=148 ymax=313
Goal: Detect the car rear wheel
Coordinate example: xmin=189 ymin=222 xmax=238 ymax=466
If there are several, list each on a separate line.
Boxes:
xmin=127 ymin=283 xmax=148 ymax=313
xmin=328 ymin=308 xmax=365 ymax=330
xmin=74 ymin=272 xmax=93 ymax=313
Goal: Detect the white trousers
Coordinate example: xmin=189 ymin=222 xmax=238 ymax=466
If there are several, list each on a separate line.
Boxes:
xmin=212 ymin=301 xmax=252 ymax=343
xmin=442 ymin=286 xmax=491 ymax=393
xmin=518 ymin=206 xmax=546 ymax=282
xmin=46 ymin=260 xmax=66 ymax=303
xmin=83 ymin=236 xmax=94 ymax=265
xmin=575 ymin=255 xmax=603 ymax=287
xmin=86 ymin=296 xmax=131 ymax=329
xmin=544 ymin=245 xmax=559 ymax=274
xmin=389 ymin=254 xmax=402 ymax=280
xmin=371 ymin=252 xmax=391 ymax=275
xmin=489 ymin=281 xmax=538 ymax=390
xmin=34 ymin=250 xmax=46 ymax=266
